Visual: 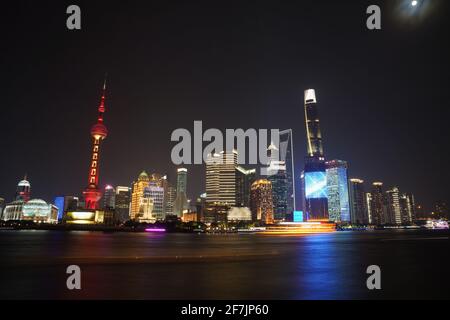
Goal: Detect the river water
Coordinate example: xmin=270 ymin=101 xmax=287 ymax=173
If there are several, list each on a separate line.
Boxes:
xmin=0 ymin=229 xmax=449 ymax=299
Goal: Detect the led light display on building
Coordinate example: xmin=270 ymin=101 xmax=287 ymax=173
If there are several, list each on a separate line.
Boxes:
xmin=293 ymin=211 xmax=304 ymax=222
xmin=305 ymin=171 xmax=327 ymax=199
xmin=54 ymin=196 xmax=65 ymax=221
xmin=66 ymin=211 xmax=96 ymax=224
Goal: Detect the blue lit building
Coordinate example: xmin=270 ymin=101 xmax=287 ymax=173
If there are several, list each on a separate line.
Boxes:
xmin=54 ymin=196 xmax=65 ymax=221
xmin=53 ymin=195 xmax=79 ymax=222
xmin=302 ymin=159 xmax=328 ymax=221
xmin=302 ymin=89 xmax=328 ymax=221
xmin=325 ymin=160 xmax=350 ymax=223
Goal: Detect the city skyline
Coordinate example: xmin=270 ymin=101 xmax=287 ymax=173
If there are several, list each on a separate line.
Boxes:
xmin=0 ymin=84 xmax=444 ymax=214
xmin=1 ymin=1 xmax=449 ymax=212
xmin=2 ymin=1 xmax=450 ymax=303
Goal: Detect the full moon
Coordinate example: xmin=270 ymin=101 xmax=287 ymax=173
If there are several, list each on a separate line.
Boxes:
xmin=411 ymin=0 xmax=418 ymax=6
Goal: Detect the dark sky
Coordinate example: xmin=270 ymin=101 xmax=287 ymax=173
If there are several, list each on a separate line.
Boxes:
xmin=1 ymin=0 xmax=449 ymax=211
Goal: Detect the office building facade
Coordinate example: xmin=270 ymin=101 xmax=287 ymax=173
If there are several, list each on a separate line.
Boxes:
xmin=349 ymin=179 xmax=368 ymax=224
xmin=325 ymin=160 xmax=350 ymax=223
xmin=250 ymin=179 xmax=274 ymax=224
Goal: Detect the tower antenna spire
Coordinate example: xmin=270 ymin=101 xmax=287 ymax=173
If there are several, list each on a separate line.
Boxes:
xmin=103 ymin=72 xmax=108 ymax=91
xmin=98 ymin=74 xmax=108 ymax=123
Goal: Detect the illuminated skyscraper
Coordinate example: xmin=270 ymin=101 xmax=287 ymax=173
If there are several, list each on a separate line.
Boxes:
xmin=267 ymin=143 xmax=288 ymax=221
xmin=386 ymin=187 xmax=402 ymax=225
xmin=325 ymin=160 xmax=350 ymax=223
xmin=83 ymin=80 xmax=108 ymax=210
xmin=235 ymin=166 xmax=256 ymax=208
xmin=130 ymin=171 xmax=150 ymax=220
xmin=146 ymin=182 xmax=165 ymax=221
xmin=279 ymin=129 xmax=296 ymax=214
xmin=205 ymin=151 xmax=238 ymax=207
xmin=250 ymin=179 xmax=274 ymax=224
xmin=115 ymin=186 xmax=131 ymax=222
xmin=400 ymin=193 xmax=415 ymax=224
xmin=164 ymin=183 xmax=176 ymax=216
xmin=304 ymin=89 xmax=324 ymax=158
xmin=176 ymin=168 xmax=187 ymax=194
xmin=365 ymin=192 xmax=373 ymax=224
xmin=137 ymin=189 xmax=154 ymax=223
xmin=370 ymin=182 xmax=385 ymax=225
xmin=302 ymin=89 xmax=328 ymax=221
xmin=173 ymin=168 xmax=189 ymax=217
xmin=102 ymin=185 xmax=116 ymax=210
xmin=349 ymin=179 xmax=368 ymax=224
xmin=15 ymin=175 xmax=31 ymax=202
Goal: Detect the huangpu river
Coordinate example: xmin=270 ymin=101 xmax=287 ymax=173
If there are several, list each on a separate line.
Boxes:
xmin=0 ymin=229 xmax=449 ymax=299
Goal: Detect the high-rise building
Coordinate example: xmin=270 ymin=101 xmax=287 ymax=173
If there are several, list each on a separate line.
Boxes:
xmin=250 ymin=179 xmax=274 ymax=224
xmin=235 ymin=166 xmax=256 ymax=208
xmin=137 ymin=190 xmax=154 ymax=223
xmin=325 ymin=160 xmax=350 ymax=223
xmin=279 ymin=129 xmax=296 ymax=214
xmin=349 ymin=179 xmax=368 ymax=224
xmin=267 ymin=162 xmax=288 ymax=221
xmin=400 ymin=193 xmax=415 ymax=224
xmin=15 ymin=175 xmax=31 ymax=202
xmin=304 ymin=89 xmax=324 ymax=158
xmin=196 ymin=193 xmax=207 ymax=222
xmin=146 ymin=182 xmax=165 ymax=221
xmin=266 ymin=142 xmax=288 ymax=221
xmin=164 ymin=184 xmax=176 ymax=217
xmin=130 ymin=171 xmax=150 ymax=220
xmin=206 ymin=151 xmax=238 ymax=207
xmin=370 ymin=182 xmax=385 ymax=225
xmin=176 ymin=168 xmax=187 ymax=194
xmin=83 ymin=80 xmax=108 ymax=210
xmin=115 ymin=186 xmax=131 ymax=222
xmin=303 ymin=157 xmax=328 ymax=221
xmin=102 ymin=185 xmax=116 ymax=210
xmin=365 ymin=192 xmax=373 ymax=224
xmin=302 ymin=89 xmax=328 ymax=221
xmin=386 ymin=187 xmax=402 ymax=225
xmin=158 ymin=175 xmax=175 ymax=217
xmin=173 ymin=168 xmax=189 ymax=217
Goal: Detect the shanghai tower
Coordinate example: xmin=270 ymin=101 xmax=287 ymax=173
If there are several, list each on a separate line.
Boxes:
xmin=302 ymin=89 xmax=328 ymax=221
xmin=83 ymin=79 xmax=108 ymax=209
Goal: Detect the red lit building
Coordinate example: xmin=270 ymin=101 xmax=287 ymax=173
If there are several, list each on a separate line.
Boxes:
xmin=83 ymin=80 xmax=108 ymax=209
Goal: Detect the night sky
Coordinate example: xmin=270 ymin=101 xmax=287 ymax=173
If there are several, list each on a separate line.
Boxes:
xmin=1 ymin=0 xmax=449 ymax=211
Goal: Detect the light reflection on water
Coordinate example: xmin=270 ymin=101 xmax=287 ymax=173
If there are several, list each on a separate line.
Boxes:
xmin=0 ymin=230 xmax=449 ymax=299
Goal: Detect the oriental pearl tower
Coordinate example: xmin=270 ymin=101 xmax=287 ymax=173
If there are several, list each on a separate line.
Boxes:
xmin=83 ymin=79 xmax=108 ymax=209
